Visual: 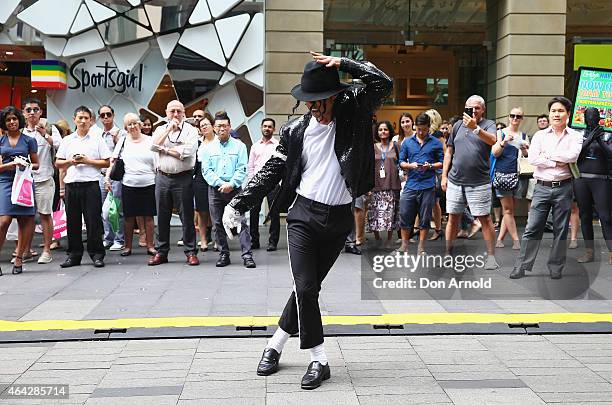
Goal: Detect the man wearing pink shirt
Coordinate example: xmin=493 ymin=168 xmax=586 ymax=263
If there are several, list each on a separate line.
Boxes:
xmin=510 ymin=96 xmax=583 ymax=280
xmin=248 ymin=118 xmax=281 ymax=251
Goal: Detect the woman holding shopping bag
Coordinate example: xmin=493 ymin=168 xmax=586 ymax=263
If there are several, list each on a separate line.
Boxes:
xmin=0 ymin=106 xmax=39 ymax=275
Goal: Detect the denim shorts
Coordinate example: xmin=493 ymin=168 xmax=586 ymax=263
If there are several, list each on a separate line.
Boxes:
xmin=445 ymin=180 xmax=491 ymax=217
xmin=399 ymin=187 xmax=436 ymax=229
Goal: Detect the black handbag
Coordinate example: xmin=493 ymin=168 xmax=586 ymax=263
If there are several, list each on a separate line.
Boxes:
xmin=109 ymin=137 xmax=126 ymax=181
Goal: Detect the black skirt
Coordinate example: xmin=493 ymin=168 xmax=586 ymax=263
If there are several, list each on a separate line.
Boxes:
xmin=122 ymin=184 xmax=156 ymax=217
xmin=193 ymin=174 xmax=209 ymax=213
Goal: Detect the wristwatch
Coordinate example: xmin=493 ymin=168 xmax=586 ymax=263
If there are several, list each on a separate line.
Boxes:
xmin=472 ymin=126 xmax=481 ymax=136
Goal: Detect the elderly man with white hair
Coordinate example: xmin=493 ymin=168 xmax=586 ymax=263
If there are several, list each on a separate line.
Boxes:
xmin=441 ymin=94 xmax=499 ymax=269
xmin=149 ymin=100 xmax=200 ymax=266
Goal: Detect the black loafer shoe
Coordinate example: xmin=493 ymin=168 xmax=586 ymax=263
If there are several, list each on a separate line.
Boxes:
xmin=216 ymin=253 xmax=230 ymax=267
xmin=301 ymin=361 xmax=330 ymax=390
xmin=344 ymin=245 xmax=361 ymax=255
xmin=60 ymin=257 xmax=81 ymax=268
xmin=266 ymin=244 xmax=277 ymax=252
xmin=550 ymin=272 xmax=563 ymax=280
xmin=93 ymin=259 xmax=105 ymax=268
xmin=244 ymin=257 xmax=257 ymax=268
xmin=509 ymin=268 xmax=525 ymax=279
xmin=257 ymin=348 xmax=281 ymax=376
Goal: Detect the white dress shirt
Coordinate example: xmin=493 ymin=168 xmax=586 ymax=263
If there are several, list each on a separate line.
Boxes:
xmin=56 ymin=130 xmax=112 ymax=183
xmin=152 ymin=122 xmax=199 ymax=174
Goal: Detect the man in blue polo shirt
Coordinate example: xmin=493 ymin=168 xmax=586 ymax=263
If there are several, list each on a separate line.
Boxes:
xmin=201 ymin=111 xmax=255 ymax=268
xmin=398 ymin=113 xmax=444 ymax=254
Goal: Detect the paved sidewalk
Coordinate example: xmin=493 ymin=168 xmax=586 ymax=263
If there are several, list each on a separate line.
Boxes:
xmin=1 ymin=227 xmax=611 ymax=322
xmin=3 ymin=334 xmax=612 ymax=404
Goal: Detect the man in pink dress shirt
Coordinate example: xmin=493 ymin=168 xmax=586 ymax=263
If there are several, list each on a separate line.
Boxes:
xmin=247 ymin=118 xmax=281 ymax=251
xmin=510 ymin=96 xmax=583 ymax=279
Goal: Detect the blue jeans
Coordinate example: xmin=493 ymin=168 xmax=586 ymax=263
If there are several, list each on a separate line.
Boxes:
xmin=99 ymin=177 xmax=124 ymax=245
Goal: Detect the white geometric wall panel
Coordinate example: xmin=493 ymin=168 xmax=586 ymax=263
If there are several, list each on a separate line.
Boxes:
xmin=9 ymin=0 xmax=264 ymax=144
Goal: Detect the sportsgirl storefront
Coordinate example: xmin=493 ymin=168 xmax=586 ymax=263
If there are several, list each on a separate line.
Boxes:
xmin=0 ymin=0 xmax=265 ymax=145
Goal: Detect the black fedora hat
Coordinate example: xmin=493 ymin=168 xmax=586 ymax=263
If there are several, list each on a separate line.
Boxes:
xmin=291 ymin=60 xmax=351 ymax=102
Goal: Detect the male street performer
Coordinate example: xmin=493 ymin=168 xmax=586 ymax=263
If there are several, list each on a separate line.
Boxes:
xmin=223 ymin=51 xmax=392 ymax=389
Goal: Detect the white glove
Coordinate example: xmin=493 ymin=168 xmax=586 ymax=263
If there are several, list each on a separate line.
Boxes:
xmin=222 ymin=205 xmax=242 ymax=240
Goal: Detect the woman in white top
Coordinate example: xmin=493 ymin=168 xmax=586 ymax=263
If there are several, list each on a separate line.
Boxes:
xmin=105 ymin=113 xmax=157 ymax=256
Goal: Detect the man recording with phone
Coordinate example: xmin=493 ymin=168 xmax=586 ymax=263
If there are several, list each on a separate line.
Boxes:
xmin=441 ymin=95 xmax=499 ymax=269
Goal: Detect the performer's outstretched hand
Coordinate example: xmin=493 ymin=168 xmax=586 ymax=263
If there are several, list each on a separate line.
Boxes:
xmin=310 ymin=51 xmax=341 ymax=68
xmin=222 ymin=205 xmax=242 ymax=239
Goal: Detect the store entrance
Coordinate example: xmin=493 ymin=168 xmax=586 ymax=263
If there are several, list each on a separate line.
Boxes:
xmin=0 ymin=45 xmax=46 ymax=109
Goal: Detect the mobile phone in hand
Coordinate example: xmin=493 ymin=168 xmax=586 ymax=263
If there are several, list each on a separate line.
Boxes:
xmin=464 ymin=107 xmax=474 ymax=117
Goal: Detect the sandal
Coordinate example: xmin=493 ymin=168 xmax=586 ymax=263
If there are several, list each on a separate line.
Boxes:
xmin=120 ymin=249 xmax=132 ymax=257
xmin=12 ymin=256 xmax=23 ymax=274
xmin=50 ymin=241 xmax=62 ymax=250
xmin=495 ymin=240 xmax=505 ymax=248
xmin=147 ymin=249 xmax=157 ymax=256
xmin=428 ymin=229 xmax=442 ymax=241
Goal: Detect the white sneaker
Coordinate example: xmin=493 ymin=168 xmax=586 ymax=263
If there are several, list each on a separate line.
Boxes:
xmin=177 ymin=240 xmax=184 ymax=246
xmin=109 ymin=242 xmax=124 ymax=251
xmin=38 ymin=252 xmax=53 ymax=264
xmin=484 ymin=255 xmax=500 ymax=270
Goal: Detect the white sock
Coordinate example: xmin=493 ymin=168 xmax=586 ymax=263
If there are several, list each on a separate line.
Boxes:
xmin=266 ymin=327 xmax=290 ymax=353
xmin=309 ymin=343 xmax=328 ymax=365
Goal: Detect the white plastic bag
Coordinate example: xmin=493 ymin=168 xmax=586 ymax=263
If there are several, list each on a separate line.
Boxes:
xmin=11 ymin=164 xmax=35 ymax=207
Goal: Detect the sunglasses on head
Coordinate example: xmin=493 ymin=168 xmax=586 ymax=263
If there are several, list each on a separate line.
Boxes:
xmin=509 ymin=114 xmax=523 ymax=120
xmin=100 ymin=112 xmax=113 ymax=118
xmin=25 ymin=107 xmax=40 ymax=113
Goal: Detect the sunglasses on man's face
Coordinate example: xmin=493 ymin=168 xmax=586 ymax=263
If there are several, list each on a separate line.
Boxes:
xmin=509 ymin=114 xmax=523 ymax=120
xmin=100 ymin=112 xmax=113 ymax=118
xmin=193 ymin=115 xmax=204 ymax=119
xmin=25 ymin=107 xmax=40 ymax=113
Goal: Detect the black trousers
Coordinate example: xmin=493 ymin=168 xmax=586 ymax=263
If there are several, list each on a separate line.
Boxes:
xmin=208 ymin=186 xmax=252 ymax=257
xmin=155 ymin=172 xmax=196 ymax=256
xmin=278 ymin=195 xmax=353 ymax=349
xmin=65 ymin=181 xmax=105 ymax=261
xmin=249 ymin=185 xmax=280 ymax=246
xmin=574 ymin=177 xmax=612 ymax=251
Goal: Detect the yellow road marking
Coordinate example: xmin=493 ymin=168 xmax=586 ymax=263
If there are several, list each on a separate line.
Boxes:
xmin=1 ymin=313 xmax=612 ymax=332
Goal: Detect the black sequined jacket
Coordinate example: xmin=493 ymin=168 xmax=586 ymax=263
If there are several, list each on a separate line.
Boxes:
xmin=229 ymin=57 xmax=392 ymax=215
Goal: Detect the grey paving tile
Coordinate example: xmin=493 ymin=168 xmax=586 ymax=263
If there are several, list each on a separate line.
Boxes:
xmin=357 ymin=393 xmax=452 ymax=405
xmin=444 ymin=387 xmax=546 ymax=405
xmin=29 ymin=361 xmax=113 ymax=371
xmin=178 ymin=399 xmax=264 ymax=405
xmin=267 ymin=391 xmax=359 ymax=405
xmin=355 ymin=382 xmax=445 ymax=396
xmin=90 ymin=386 xmax=182 ymax=398
xmin=431 ymin=371 xmax=517 ymax=380
xmin=97 ymin=377 xmax=187 ymax=388
xmin=85 ymin=395 xmax=179 ymax=404
xmin=20 ymin=299 xmax=102 ymax=321
xmin=539 ymin=392 xmax=612 ymax=402
xmin=437 ymin=379 xmax=526 ymax=389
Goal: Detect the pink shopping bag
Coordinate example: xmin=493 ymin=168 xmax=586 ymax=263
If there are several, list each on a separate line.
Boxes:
xmin=52 ymin=201 xmax=67 ymax=240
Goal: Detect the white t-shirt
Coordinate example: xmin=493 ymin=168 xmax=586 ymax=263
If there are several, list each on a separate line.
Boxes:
xmin=296 ymin=117 xmax=352 ymax=205
xmin=112 ymin=135 xmax=156 ymax=187
xmin=56 ymin=130 xmax=112 ymax=183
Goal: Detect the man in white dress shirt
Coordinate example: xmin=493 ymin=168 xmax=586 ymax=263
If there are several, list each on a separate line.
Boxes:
xmin=148 ymin=100 xmax=200 ymax=266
